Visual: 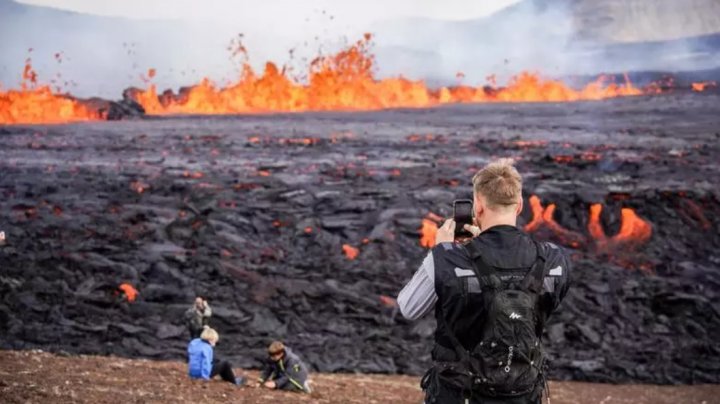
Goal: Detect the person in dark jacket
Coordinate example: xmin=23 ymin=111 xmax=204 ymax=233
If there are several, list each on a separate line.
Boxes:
xmin=185 ymin=296 xmax=212 ymax=339
xmin=398 ymin=159 xmax=571 ymax=404
xmin=258 ymin=341 xmax=311 ymax=393
xmin=187 ymin=327 xmax=245 ymax=385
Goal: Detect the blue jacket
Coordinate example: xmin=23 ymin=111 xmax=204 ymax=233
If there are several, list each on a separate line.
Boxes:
xmin=187 ymin=338 xmax=213 ymax=380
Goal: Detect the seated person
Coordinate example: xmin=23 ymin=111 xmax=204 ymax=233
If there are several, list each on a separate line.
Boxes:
xmin=259 ymin=341 xmax=311 ymax=393
xmin=187 ymin=327 xmax=245 ymax=386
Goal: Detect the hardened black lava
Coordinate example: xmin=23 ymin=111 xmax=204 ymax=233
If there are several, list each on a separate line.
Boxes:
xmin=1 ymin=92 xmax=719 ymax=384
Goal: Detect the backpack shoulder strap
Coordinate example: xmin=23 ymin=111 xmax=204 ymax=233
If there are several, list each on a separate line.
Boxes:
xmin=435 ymin=241 xmax=496 ymax=362
xmin=520 ymin=240 xmax=547 ymax=294
xmin=464 ymin=241 xmax=500 ymax=291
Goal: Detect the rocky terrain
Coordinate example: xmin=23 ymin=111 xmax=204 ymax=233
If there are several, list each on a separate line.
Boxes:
xmin=1 ymin=92 xmax=719 ymax=385
xmin=1 ymin=350 xmax=719 ymax=404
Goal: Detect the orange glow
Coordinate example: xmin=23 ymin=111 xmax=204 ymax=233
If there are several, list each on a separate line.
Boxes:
xmin=691 ymin=81 xmax=716 ymax=92
xmin=129 ymin=35 xmax=651 ymax=117
xmin=129 ymin=180 xmax=149 ymax=194
xmin=524 ymin=195 xmax=546 ymax=233
xmin=523 ymin=195 xmax=584 ymax=247
xmin=613 ymin=208 xmax=652 ymax=245
xmin=553 ymin=155 xmax=573 ymax=164
xmin=118 ymin=283 xmax=138 ymax=302
xmin=183 ymin=171 xmax=204 ymax=179
xmin=587 ymin=204 xmax=652 ymax=248
xmin=2 ymin=38 xmax=665 ymax=124
xmin=304 ymin=226 xmax=313 ymax=234
xmin=379 ymin=295 xmax=398 ymax=308
xmin=342 ymin=244 xmax=359 ymax=260
xmin=587 ymin=204 xmax=606 ymax=241
xmin=420 ymin=218 xmax=439 ymax=248
xmin=0 ymin=60 xmax=100 ymax=124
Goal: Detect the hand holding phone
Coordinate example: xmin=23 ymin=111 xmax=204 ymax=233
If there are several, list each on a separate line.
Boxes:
xmin=453 ymin=199 xmax=474 ymax=239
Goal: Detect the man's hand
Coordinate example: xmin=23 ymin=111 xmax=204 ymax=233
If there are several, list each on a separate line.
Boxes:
xmin=463 ymin=224 xmax=481 ymax=237
xmin=436 ymin=219 xmax=456 ymax=244
xmin=263 ymin=381 xmax=277 ymax=389
xmin=437 ymin=219 xmax=481 ymax=244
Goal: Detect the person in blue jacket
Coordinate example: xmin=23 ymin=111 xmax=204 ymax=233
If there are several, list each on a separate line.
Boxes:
xmin=187 ymin=327 xmax=245 ymax=385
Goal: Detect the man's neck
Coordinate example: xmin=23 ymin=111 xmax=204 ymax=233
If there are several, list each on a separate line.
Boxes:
xmin=479 ymin=215 xmax=517 ymax=232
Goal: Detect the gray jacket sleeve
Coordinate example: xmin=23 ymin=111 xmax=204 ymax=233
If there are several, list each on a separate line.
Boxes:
xmin=202 ymin=303 xmax=212 ymax=318
xmin=540 ymin=242 xmax=572 ymax=313
xmin=397 ymin=251 xmax=438 ymax=321
xmin=275 ymin=353 xmax=309 ymax=391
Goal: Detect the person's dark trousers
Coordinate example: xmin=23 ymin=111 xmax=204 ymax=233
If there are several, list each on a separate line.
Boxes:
xmin=189 ymin=327 xmax=202 ymax=340
xmin=211 ymin=358 xmax=236 ymax=384
xmin=425 ymin=382 xmax=542 ymax=404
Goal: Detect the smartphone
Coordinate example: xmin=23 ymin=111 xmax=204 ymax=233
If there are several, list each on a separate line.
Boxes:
xmin=453 ymin=199 xmax=474 ymax=238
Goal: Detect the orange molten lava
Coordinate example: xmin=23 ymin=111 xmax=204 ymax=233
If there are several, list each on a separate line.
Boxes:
xmin=523 ymin=195 xmax=584 ymax=247
xmin=420 ymin=217 xmax=439 ymax=248
xmin=132 ymin=35 xmax=649 ymax=116
xmin=118 ymin=283 xmax=138 ymax=302
xmin=0 ymin=60 xmax=99 ymax=125
xmin=342 ymin=244 xmax=359 ymax=260
xmin=613 ymin=208 xmax=653 ymax=245
xmin=691 ymin=81 xmax=716 ymax=92
xmin=587 ymin=204 xmax=652 ymax=248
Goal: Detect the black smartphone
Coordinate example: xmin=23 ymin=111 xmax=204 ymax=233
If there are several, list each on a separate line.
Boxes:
xmin=453 ymin=199 xmax=474 ymax=238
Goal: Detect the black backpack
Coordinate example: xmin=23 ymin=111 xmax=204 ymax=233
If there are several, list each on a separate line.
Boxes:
xmin=431 ymin=241 xmax=548 ymax=398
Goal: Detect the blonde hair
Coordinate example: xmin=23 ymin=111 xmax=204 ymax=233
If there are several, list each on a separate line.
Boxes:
xmin=200 ymin=327 xmax=219 ymax=343
xmin=472 ymin=158 xmax=522 ymax=211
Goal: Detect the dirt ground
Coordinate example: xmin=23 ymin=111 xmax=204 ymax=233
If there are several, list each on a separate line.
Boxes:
xmin=0 ymin=350 xmax=717 ymax=404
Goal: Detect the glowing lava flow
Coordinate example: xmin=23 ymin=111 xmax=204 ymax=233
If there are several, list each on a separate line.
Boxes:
xmin=420 ymin=215 xmax=440 ymax=248
xmin=0 ymin=60 xmax=99 ymax=125
xmin=118 ymin=283 xmax=138 ymax=302
xmin=691 ymin=81 xmax=716 ymax=92
xmin=525 ymin=196 xmax=652 ymax=253
xmin=588 ymin=204 xmax=652 ymax=249
xmin=523 ymin=195 xmax=585 ymax=247
xmin=132 ymin=34 xmax=648 ymax=116
xmin=342 ymin=244 xmax=360 ymax=260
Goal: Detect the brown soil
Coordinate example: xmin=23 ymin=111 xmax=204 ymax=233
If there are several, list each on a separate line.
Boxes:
xmin=0 ymin=350 xmax=717 ymax=404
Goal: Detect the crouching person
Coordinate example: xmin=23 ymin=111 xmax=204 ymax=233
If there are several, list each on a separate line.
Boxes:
xmin=259 ymin=341 xmax=311 ymax=393
xmin=187 ymin=327 xmax=246 ymax=386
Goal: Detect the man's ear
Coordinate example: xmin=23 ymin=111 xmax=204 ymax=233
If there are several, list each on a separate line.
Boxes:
xmin=474 ymin=194 xmax=484 ymax=220
xmin=515 ymin=197 xmax=524 ymax=217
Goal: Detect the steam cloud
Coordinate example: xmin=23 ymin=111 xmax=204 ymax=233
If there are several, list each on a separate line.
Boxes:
xmin=1 ymin=0 xmax=718 ymax=98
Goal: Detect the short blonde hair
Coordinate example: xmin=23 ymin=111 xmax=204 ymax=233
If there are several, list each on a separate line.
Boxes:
xmin=200 ymin=327 xmax=219 ymax=343
xmin=472 ymin=158 xmax=522 ymax=210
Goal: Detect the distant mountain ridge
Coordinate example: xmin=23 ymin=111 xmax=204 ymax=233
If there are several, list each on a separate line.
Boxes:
xmin=537 ymin=0 xmax=720 ymax=44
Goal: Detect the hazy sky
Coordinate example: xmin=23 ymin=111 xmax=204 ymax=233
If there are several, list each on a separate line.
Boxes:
xmin=18 ymin=0 xmax=520 ymax=23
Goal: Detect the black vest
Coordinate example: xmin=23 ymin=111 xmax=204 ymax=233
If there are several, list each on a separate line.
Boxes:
xmin=431 ymin=225 xmax=547 ymax=362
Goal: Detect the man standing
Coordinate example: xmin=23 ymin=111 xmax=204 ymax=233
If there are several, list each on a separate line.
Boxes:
xmin=258 ymin=341 xmax=311 ymax=393
xmin=398 ymin=159 xmax=571 ymax=404
xmin=184 ymin=296 xmax=212 ymax=340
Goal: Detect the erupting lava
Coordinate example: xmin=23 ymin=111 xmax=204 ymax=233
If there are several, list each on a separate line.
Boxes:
xmin=0 ymin=60 xmax=99 ymax=125
xmin=2 ymin=36 xmax=699 ymax=124
xmin=132 ymin=35 xmax=647 ymax=116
